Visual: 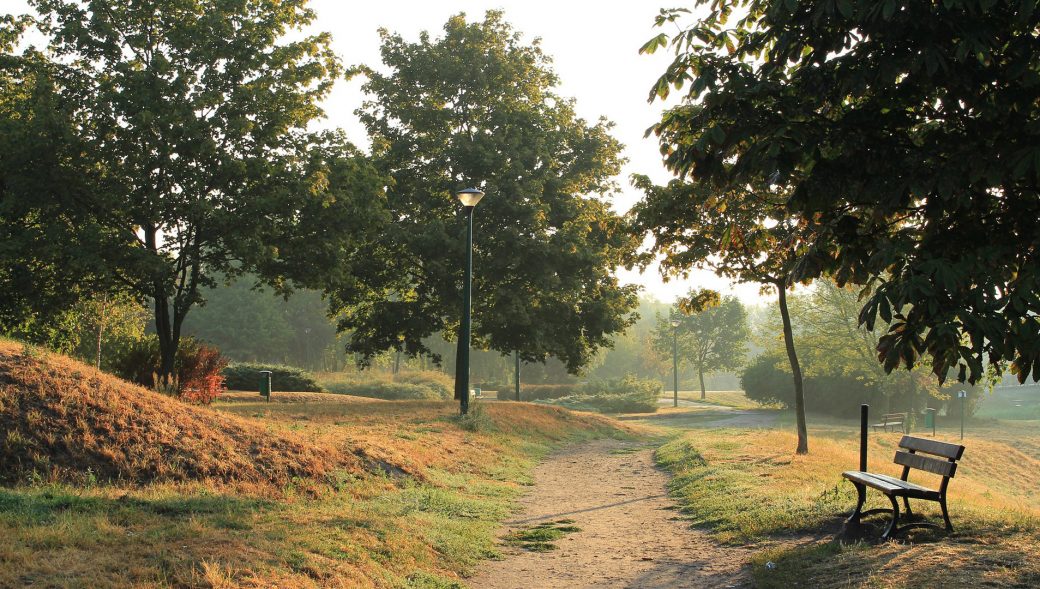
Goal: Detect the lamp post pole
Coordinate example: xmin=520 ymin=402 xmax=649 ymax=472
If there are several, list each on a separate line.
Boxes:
xmin=671 ymin=318 xmax=680 ymax=408
xmin=454 ymin=188 xmax=485 ymax=415
xmin=515 ymin=350 xmax=521 ymax=402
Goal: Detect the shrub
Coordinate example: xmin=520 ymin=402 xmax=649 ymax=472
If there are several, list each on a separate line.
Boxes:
xmin=177 ymin=340 xmax=228 ymax=404
xmin=395 ymin=370 xmax=453 ymax=399
xmin=741 ymin=353 xmax=795 ymax=407
xmin=454 ymin=402 xmax=493 ymax=432
xmin=498 ymin=383 xmax=577 ymax=402
xmin=540 ymin=375 xmax=660 ymax=414
xmin=108 ymin=336 xmax=227 ymax=404
xmin=318 ymin=371 xmax=453 ymax=400
xmin=222 ymin=363 xmax=324 ymax=393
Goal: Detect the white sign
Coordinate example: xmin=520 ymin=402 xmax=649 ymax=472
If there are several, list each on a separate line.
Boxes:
xmin=958 ymin=390 xmax=968 ymax=398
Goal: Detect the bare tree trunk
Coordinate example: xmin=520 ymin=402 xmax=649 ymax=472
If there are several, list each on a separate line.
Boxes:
xmin=698 ymin=367 xmax=706 ymax=400
xmin=778 ymin=284 xmax=809 ymax=454
xmin=95 ymin=294 xmax=108 ymax=370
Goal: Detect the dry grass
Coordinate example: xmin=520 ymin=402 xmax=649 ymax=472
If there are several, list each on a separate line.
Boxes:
xmin=674 ymin=389 xmax=775 ymax=409
xmin=653 ymin=414 xmax=1040 ymax=588
xmin=0 ymin=341 xmax=639 ymax=587
xmin=0 ymin=341 xmax=353 ymax=490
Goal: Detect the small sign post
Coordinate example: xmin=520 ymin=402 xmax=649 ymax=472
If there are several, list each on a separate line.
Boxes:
xmin=958 ymin=390 xmax=967 ymax=440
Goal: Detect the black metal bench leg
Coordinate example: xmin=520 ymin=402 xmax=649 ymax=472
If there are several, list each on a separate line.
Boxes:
xmin=881 ymin=494 xmax=900 ymax=540
xmin=846 ymin=482 xmax=866 ymax=525
xmin=902 ymin=496 xmax=913 ymax=519
xmin=940 ymin=496 xmax=953 ymax=532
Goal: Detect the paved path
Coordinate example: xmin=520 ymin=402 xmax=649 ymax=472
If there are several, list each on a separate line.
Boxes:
xmin=466 ymin=439 xmax=751 ymax=589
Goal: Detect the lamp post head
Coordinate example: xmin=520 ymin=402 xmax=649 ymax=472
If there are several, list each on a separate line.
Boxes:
xmin=670 ymin=319 xmax=681 ymax=328
xmin=456 ymin=187 xmax=485 ymax=207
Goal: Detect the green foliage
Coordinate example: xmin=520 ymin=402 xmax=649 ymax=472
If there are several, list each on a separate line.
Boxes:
xmin=496 ymin=384 xmax=577 ymax=402
xmin=543 ymin=375 xmax=661 ymax=413
xmin=222 ymin=363 xmax=324 ymax=393
xmin=741 ymin=349 xmax=972 ymax=418
xmin=585 ymin=296 xmax=674 ymax=382
xmin=641 ymin=1 xmax=1040 ymax=386
xmin=339 ymin=11 xmax=638 ymax=373
xmin=181 ymin=276 xmax=339 ymax=370
xmin=652 ymin=292 xmax=750 ymax=397
xmin=453 ymin=402 xmax=493 ymax=433
xmin=741 ymin=354 xmax=796 ymax=409
xmin=108 ymin=337 xmax=227 ymax=404
xmin=319 ymin=372 xmax=452 ymax=400
xmin=2 ymin=0 xmax=386 ymax=380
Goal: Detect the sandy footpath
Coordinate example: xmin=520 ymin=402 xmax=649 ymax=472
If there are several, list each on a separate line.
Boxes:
xmin=466 ymin=439 xmax=752 ymax=589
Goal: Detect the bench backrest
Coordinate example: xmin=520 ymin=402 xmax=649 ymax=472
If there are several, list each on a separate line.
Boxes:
xmin=895 ymin=436 xmax=965 ymax=480
xmin=882 ymin=413 xmax=905 ymax=421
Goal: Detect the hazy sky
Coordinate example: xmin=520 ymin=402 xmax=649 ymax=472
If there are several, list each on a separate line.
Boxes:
xmin=8 ymin=0 xmax=766 ymax=305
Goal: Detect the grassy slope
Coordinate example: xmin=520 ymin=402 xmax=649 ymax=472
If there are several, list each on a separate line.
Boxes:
xmin=0 ymin=341 xmax=350 ymax=489
xmin=0 ymin=342 xmax=639 ymax=588
xmin=654 ymin=416 xmax=1040 ymax=588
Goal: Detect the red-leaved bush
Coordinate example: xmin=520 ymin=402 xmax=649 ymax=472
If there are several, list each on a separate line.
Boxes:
xmin=109 ymin=337 xmax=228 ymax=404
xmin=176 ymin=340 xmax=228 ymax=405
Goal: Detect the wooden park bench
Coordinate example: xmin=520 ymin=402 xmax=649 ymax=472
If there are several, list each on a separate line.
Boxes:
xmin=872 ymin=412 xmax=906 ymax=433
xmin=843 ymin=435 xmax=965 ymax=539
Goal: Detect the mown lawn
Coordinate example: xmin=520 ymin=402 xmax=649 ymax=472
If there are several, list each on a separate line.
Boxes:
xmin=652 ymin=412 xmax=1040 ymax=588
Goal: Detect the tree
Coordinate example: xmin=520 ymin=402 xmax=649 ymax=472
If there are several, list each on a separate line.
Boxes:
xmin=653 ymin=292 xmax=749 ymax=399
xmin=181 ymin=275 xmax=339 ymax=369
xmin=0 ymin=15 xmax=121 ymax=342
xmin=796 ymin=281 xmax=939 ymax=413
xmin=631 ymin=176 xmax=814 ymax=453
xmin=642 ymin=2 xmax=1040 ymax=386
xmin=340 ymin=12 xmax=639 ymax=375
xmin=3 ymin=1 xmax=385 ymax=380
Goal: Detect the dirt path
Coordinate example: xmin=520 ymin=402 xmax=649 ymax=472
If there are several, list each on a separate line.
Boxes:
xmin=466 ymin=439 xmax=752 ymax=589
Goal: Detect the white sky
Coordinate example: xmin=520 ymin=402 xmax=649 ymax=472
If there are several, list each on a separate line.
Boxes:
xmin=8 ymin=0 xmax=766 ymax=306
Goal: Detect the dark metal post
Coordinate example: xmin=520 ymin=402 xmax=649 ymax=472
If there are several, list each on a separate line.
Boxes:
xmin=454 ymin=206 xmax=475 ymax=415
xmin=514 ymin=350 xmax=521 ymax=401
xmin=672 ymin=324 xmax=679 ymax=408
xmin=859 ymin=404 xmax=869 ymax=472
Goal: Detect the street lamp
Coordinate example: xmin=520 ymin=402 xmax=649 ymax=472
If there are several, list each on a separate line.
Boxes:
xmin=454 ymin=187 xmax=485 ymax=415
xmin=671 ymin=318 xmax=681 ymax=408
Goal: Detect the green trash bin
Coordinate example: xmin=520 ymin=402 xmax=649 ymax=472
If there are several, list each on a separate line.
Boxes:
xmin=259 ymin=370 xmax=273 ymax=402
xmin=924 ymin=408 xmax=936 ymax=435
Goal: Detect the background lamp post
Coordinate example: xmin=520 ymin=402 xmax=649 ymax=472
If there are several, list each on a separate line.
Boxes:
xmin=454 ymin=187 xmax=485 ymax=415
xmin=671 ymin=318 xmax=680 ymax=408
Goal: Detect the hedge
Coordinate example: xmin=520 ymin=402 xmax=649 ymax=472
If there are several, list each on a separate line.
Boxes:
xmin=497 ymin=383 xmax=577 ymax=402
xmin=222 ymin=363 xmax=324 ymax=393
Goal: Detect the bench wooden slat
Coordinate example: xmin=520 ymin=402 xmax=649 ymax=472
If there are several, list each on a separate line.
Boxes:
xmin=898 ymin=435 xmax=965 ymax=460
xmin=893 ymin=450 xmax=957 ymax=477
xmin=842 ymin=470 xmax=942 ymax=499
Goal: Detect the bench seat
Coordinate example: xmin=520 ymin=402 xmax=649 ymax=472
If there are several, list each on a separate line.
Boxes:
xmin=842 ymin=470 xmax=940 ymax=500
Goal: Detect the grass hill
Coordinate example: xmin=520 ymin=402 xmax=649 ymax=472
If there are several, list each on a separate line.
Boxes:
xmin=0 ymin=339 xmax=637 ymax=587
xmin=0 ymin=340 xmax=357 ymax=489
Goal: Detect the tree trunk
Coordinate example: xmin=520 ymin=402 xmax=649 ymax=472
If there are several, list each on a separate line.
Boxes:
xmin=698 ymin=367 xmax=706 ymax=400
xmin=95 ymin=294 xmax=108 ymax=370
xmin=151 ymin=282 xmax=173 ymax=383
xmin=778 ymin=284 xmax=809 ymax=454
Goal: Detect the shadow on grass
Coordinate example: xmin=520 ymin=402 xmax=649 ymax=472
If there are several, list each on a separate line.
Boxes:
xmin=0 ymin=485 xmax=269 ymax=525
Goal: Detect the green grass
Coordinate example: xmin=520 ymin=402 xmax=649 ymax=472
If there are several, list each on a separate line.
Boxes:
xmin=975 ymin=386 xmax=1040 ymax=420
xmin=503 ymin=520 xmax=581 ymax=552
